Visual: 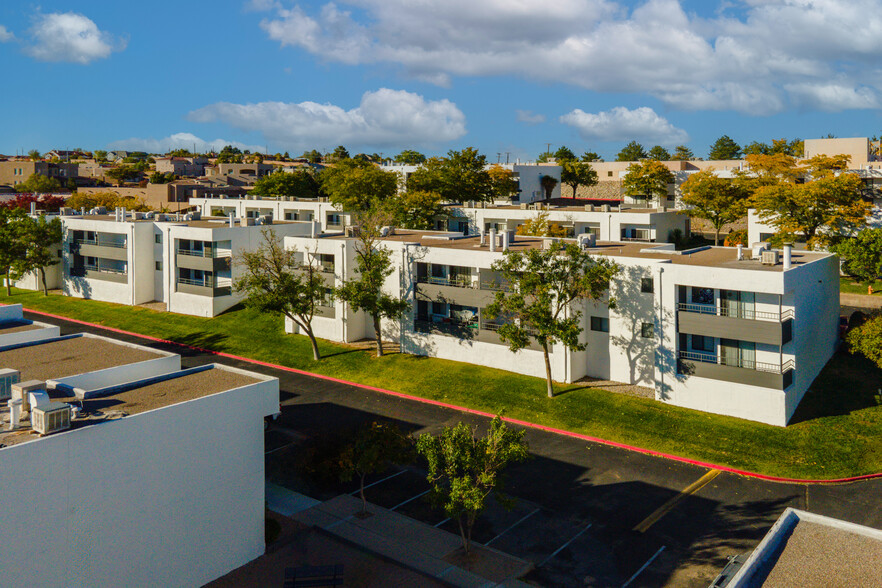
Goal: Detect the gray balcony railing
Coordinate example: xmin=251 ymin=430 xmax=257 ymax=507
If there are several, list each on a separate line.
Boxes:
xmin=677 ymin=303 xmax=794 ymax=322
xmin=77 ymin=264 xmax=127 ymax=276
xmin=177 ymin=248 xmax=231 ymax=259
xmin=177 ymin=276 xmax=232 ymax=288
xmin=620 ymin=235 xmax=653 ymax=242
xmin=417 ymin=275 xmax=475 ymax=289
xmin=75 ymin=238 xmax=126 ymax=248
xmin=481 ymin=319 xmax=537 ymax=337
xmin=678 ymin=350 xmax=795 ymax=374
xmin=478 ymin=279 xmax=513 ymax=292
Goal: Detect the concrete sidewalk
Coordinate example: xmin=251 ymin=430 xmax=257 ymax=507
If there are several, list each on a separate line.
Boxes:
xmin=293 ymin=494 xmax=533 ymax=587
xmin=841 ymin=292 xmax=882 ymax=309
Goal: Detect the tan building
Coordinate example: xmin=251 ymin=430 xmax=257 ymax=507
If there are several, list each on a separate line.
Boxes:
xmin=155 ymin=156 xmax=208 ymax=177
xmin=803 ymin=137 xmax=874 ymax=166
xmin=78 ymin=181 xmax=247 ymax=211
xmin=0 ymin=160 xmax=79 ymax=188
xmin=205 ymin=162 xmax=274 ymax=178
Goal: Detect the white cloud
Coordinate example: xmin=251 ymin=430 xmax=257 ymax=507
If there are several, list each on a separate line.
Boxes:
xmin=244 ymin=0 xmax=279 ymax=12
xmin=516 ymin=110 xmax=546 ymax=124
xmin=107 ymin=133 xmax=264 ymax=154
xmin=254 ymin=0 xmax=882 ymax=114
xmin=24 ymin=12 xmax=125 ymax=64
xmin=0 ymin=25 xmax=13 ymax=42
xmin=560 ymin=106 xmax=689 ymax=145
xmin=188 ymin=88 xmax=467 ymax=149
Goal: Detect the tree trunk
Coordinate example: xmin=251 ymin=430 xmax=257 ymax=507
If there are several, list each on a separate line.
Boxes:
xmin=714 ymin=225 xmax=721 ymax=246
xmin=373 ymin=315 xmax=384 ymax=357
xmin=572 ymin=185 xmax=578 ymax=198
xmin=4 ymin=270 xmax=10 ymax=296
xmin=542 ymin=342 xmax=554 ymax=398
xmin=359 ymin=472 xmax=367 ymax=514
xmin=305 ymin=325 xmax=322 ymax=361
xmin=458 ymin=515 xmax=469 ymax=552
xmin=40 ymin=267 xmax=48 ymax=296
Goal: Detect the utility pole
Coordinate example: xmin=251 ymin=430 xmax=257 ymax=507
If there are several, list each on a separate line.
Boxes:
xmin=497 ymin=152 xmax=501 ymax=164
xmin=505 ymin=152 xmax=511 ymax=164
xmin=545 ymin=143 xmax=552 ymax=157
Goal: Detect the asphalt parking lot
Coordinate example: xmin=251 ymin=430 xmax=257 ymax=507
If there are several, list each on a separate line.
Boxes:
xmin=31 ymin=311 xmax=882 ymax=587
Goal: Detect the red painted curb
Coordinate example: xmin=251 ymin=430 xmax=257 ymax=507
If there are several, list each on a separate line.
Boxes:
xmin=19 ymin=306 xmax=882 ymax=485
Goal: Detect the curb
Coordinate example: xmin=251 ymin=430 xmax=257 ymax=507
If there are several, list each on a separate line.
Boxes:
xmin=20 ymin=306 xmax=882 ymax=486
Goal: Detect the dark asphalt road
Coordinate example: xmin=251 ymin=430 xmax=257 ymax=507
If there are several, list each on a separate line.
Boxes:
xmin=26 ymin=311 xmax=882 ymax=587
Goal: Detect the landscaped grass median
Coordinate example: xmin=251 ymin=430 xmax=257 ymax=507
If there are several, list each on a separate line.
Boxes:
xmin=5 ymin=288 xmax=882 ymax=480
xmin=840 ymin=276 xmax=882 ymax=296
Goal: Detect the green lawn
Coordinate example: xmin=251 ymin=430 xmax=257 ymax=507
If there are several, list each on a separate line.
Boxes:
xmin=5 ymin=289 xmax=882 ymax=480
xmin=840 ymin=277 xmax=882 ymax=295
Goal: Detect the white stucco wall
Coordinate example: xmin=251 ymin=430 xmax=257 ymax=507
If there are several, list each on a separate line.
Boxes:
xmin=0 ymin=369 xmax=279 ymax=588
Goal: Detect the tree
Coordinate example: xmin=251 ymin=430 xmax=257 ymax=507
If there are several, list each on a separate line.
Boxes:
xmin=679 ymin=169 xmax=750 ymax=245
xmin=560 ymin=160 xmax=598 ymax=198
xmin=0 ymin=208 xmax=27 ymax=296
xmin=648 ymin=146 xmax=671 ymax=161
xmin=105 ymin=165 xmax=140 ymax=186
xmin=252 ymin=170 xmax=321 ymax=199
xmin=301 ymin=149 xmax=323 ymax=163
xmin=393 ymin=150 xmax=426 ymax=165
xmin=66 ymin=191 xmax=149 ymax=212
xmin=846 ymin=315 xmax=882 ymax=369
xmin=331 ymin=145 xmax=350 ymax=162
xmin=335 ymin=211 xmax=410 ymax=357
xmin=752 ymin=155 xmax=872 ymax=249
xmin=485 ymin=241 xmax=619 ymax=397
xmin=540 ymin=175 xmax=558 ymax=200
xmin=581 ymin=151 xmax=600 ymax=162
xmin=339 ymin=421 xmax=414 ymax=515
xmin=553 ymin=146 xmax=576 ymax=161
xmin=234 ymin=228 xmax=328 ymax=361
xmin=385 ymin=190 xmax=445 ymax=230
xmin=149 ymin=171 xmax=176 ymax=184
xmin=487 ymin=165 xmax=519 ymax=201
xmin=708 ymin=135 xmax=742 ymax=160
xmin=216 ymin=145 xmax=244 ymax=164
xmin=671 ymin=145 xmax=694 ymax=161
xmin=416 ymin=416 xmax=528 ymax=554
xmin=622 ymin=160 xmax=675 ymax=205
xmin=14 ymin=215 xmax=62 ymax=295
xmin=28 ymin=149 xmax=42 ymax=161
xmin=616 ymin=141 xmax=647 ymax=162
xmin=0 ymin=194 xmax=65 ymax=213
xmin=407 ymin=148 xmax=493 ymax=203
xmin=742 ymin=141 xmax=771 ymax=156
xmin=833 ymin=229 xmax=882 ymax=285
xmin=93 ymin=150 xmax=108 ymax=162
xmin=15 ymin=174 xmax=61 ymax=193
xmin=321 ymin=159 xmax=398 ymax=212
xmin=515 ymin=211 xmax=569 ymax=238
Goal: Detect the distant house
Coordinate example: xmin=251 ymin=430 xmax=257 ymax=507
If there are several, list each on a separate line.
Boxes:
xmin=107 ymin=150 xmax=130 ymax=163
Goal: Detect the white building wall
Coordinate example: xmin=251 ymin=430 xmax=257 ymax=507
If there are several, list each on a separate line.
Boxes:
xmin=0 ymin=374 xmax=279 ymax=588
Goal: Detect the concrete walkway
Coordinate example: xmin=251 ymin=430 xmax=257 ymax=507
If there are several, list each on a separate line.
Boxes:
xmin=841 ymin=292 xmax=882 ymax=309
xmin=293 ymin=494 xmax=533 ymax=587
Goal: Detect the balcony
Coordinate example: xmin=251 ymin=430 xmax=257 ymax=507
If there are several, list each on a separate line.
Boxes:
xmin=176 ymin=248 xmax=231 ymax=272
xmin=70 ymin=264 xmax=128 ymax=284
xmin=677 ymin=351 xmax=794 ymax=389
xmin=677 ymin=303 xmax=794 ymax=346
xmin=176 ymin=277 xmax=232 ymax=297
xmin=176 ymin=247 xmax=230 ymax=259
xmin=71 ymin=237 xmax=128 ymax=261
xmin=414 ymin=316 xmax=478 ymax=338
xmin=417 ymin=275 xmax=474 ymax=289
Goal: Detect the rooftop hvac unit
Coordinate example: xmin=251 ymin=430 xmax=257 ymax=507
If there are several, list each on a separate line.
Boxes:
xmin=520 ymin=203 xmax=528 ymax=209
xmin=0 ymin=369 xmax=21 ymax=401
xmin=31 ymin=402 xmax=72 ymax=435
xmin=584 ymin=205 xmax=595 ymax=212
xmin=761 ymin=250 xmax=780 ymax=265
xmin=578 ymin=233 xmax=596 ymax=249
xmin=752 ymin=242 xmax=770 ymax=259
xmin=261 ymin=215 xmax=273 ymax=225
xmin=12 ymin=380 xmax=46 ymax=412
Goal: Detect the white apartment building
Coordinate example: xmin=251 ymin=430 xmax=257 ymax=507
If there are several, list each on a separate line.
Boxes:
xmin=0 ymin=304 xmax=280 ymax=587
xmin=190 ymin=195 xmax=352 ymax=234
xmin=284 ymin=230 xmax=838 ymax=426
xmin=50 ymin=209 xmax=313 ymax=317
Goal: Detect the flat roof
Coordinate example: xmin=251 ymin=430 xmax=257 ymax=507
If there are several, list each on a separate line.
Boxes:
xmin=0 ymin=335 xmax=165 ymax=382
xmin=0 ymin=322 xmax=43 ymax=335
xmin=751 ymin=519 xmax=882 ymax=587
xmin=315 ymin=231 xmax=830 ymax=272
xmin=451 ymin=204 xmax=660 ymax=214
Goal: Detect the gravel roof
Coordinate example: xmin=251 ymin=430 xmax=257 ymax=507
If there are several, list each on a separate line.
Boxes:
xmin=0 ymin=322 xmax=43 ymax=335
xmin=0 ymin=336 xmax=165 ymax=382
xmin=759 ymin=520 xmax=882 ymax=587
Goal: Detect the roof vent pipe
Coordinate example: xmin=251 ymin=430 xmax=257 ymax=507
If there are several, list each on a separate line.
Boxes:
xmin=737 ymin=244 xmax=744 ymax=261
xmin=783 ymin=244 xmax=792 ymax=270
xmin=502 ymin=230 xmax=509 ymax=252
xmin=228 ymin=213 xmax=235 ymax=228
xmin=489 ymin=228 xmax=497 ymax=252
xmin=30 ymin=202 xmax=36 ymax=215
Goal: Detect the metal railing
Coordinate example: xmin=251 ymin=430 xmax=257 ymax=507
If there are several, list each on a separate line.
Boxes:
xmin=677 ymin=303 xmax=794 ymax=322
xmin=177 ymin=277 xmax=233 ymax=288
xmin=177 ymin=248 xmax=231 ymax=259
xmin=478 ymin=280 xmax=513 ymax=292
xmin=417 ymin=275 xmax=475 ymax=289
xmin=414 ymin=317 xmax=479 ymax=334
xmin=480 ymin=319 xmax=538 ymax=337
xmin=678 ymin=351 xmax=795 ymax=374
xmin=74 ymin=238 xmax=126 ymax=248
xmin=78 ymin=264 xmax=127 ymax=275
xmin=620 ymin=236 xmax=653 ymax=242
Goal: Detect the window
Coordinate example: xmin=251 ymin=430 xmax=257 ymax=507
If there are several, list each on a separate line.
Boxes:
xmin=155 ymin=234 xmax=162 ymax=244
xmin=431 ymin=301 xmax=446 ymax=316
xmin=607 ymin=171 xmax=613 ymax=177
xmin=691 ymin=287 xmax=714 ymax=305
xmin=691 ymin=335 xmax=714 ymax=352
xmin=640 ymin=322 xmax=654 ymax=338
xmin=155 ymin=261 xmax=162 ymax=271
xmin=590 ymin=316 xmax=609 ymax=332
xmin=641 ymin=277 xmax=654 ymax=293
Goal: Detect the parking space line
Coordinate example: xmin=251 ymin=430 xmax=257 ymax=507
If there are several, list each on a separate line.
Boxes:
xmin=264 ymin=442 xmax=296 ymax=455
xmin=433 ymin=517 xmax=451 ymax=528
xmin=621 ymin=545 xmax=665 ymax=588
xmin=633 ymin=469 xmax=721 ymax=534
xmin=390 ymin=489 xmax=431 ymax=511
xmin=537 ymin=523 xmax=592 ymax=568
xmin=351 ymin=470 xmax=406 ymax=495
xmin=484 ymin=508 xmax=540 ymax=546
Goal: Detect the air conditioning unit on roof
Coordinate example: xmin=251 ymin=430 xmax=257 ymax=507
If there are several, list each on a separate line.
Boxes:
xmin=761 ymin=250 xmax=780 ymax=265
xmin=31 ymin=402 xmax=72 ymax=435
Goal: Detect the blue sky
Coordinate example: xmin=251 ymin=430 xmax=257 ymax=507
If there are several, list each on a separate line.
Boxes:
xmin=2 ymin=0 xmax=882 ymax=161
